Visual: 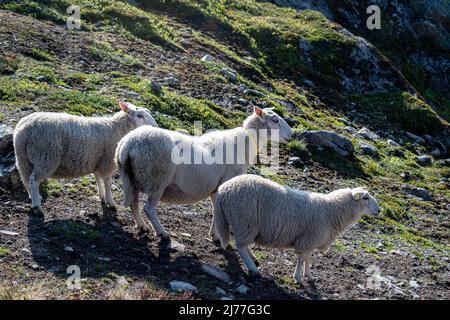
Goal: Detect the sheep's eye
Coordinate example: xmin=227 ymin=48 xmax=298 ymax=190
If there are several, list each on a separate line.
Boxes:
xmin=362 ymin=195 xmax=369 ymax=200
xmin=137 ymin=114 xmax=144 ymax=119
xmin=272 ymin=117 xmax=279 ymax=123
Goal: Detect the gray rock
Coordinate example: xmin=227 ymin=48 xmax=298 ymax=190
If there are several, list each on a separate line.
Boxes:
xmin=401 ymin=184 xmax=432 ymax=201
xmin=0 ymin=155 xmax=21 ymax=189
xmin=244 ymin=89 xmax=265 ymax=97
xmin=430 ymin=148 xmax=441 ymax=158
xmin=0 ymin=125 xmax=14 ymax=153
xmin=220 ymin=68 xmax=238 ymax=83
xmin=215 ymin=287 xmax=227 ymax=297
xmin=296 ymin=130 xmax=354 ymax=157
xmin=150 ymin=81 xmax=162 ymax=95
xmin=405 ymin=132 xmax=426 ymax=145
xmin=170 ymin=280 xmax=198 ymax=293
xmin=387 ymin=139 xmax=400 ymax=147
xmin=169 ymin=239 xmax=186 ymax=252
xmin=201 ymin=264 xmax=231 ymax=283
xmin=238 ymin=84 xmax=248 ymax=92
xmin=288 ymin=156 xmax=302 ymax=167
xmin=236 ymin=284 xmax=250 ymax=295
xmin=356 ymin=127 xmax=380 ymax=141
xmin=359 ymin=142 xmax=379 ymax=157
xmin=237 ymin=98 xmax=249 ymax=106
xmin=416 ymin=155 xmax=432 ymax=166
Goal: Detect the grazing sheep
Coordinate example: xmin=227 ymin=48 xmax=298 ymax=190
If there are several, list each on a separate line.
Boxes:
xmin=212 ymin=174 xmax=380 ymax=284
xmin=116 ymin=106 xmax=293 ymax=239
xmin=13 ymin=102 xmax=157 ymax=215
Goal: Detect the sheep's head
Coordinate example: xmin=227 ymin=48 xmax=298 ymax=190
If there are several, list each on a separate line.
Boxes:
xmin=351 ymin=187 xmax=380 ymax=216
xmin=119 ymin=102 xmax=158 ymax=128
xmin=253 ymin=106 xmax=293 ymax=143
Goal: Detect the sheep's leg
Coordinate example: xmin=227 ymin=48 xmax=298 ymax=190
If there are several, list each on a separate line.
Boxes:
xmin=248 ymin=248 xmax=258 ymax=263
xmin=29 ymin=171 xmax=44 ymax=216
xmin=293 ymin=254 xmax=306 ymax=285
xmin=237 ymin=246 xmax=260 ymax=275
xmin=143 ymin=195 xmax=170 ymax=239
xmin=304 ymin=252 xmax=314 ymax=282
xmin=102 ymin=176 xmax=116 ymax=208
xmin=129 ymin=190 xmax=149 ymax=232
xmin=208 ymin=192 xmax=219 ymax=241
xmin=94 ymin=173 xmax=106 ymax=202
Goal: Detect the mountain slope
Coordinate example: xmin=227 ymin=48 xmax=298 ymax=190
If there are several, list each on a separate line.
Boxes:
xmin=0 ymin=1 xmax=448 ymax=300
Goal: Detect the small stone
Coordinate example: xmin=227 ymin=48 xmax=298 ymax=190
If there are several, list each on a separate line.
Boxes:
xmin=356 ymin=127 xmax=380 ymax=141
xmin=416 ymin=155 xmax=432 ymax=166
xmin=64 ymin=246 xmax=74 ymax=252
xmin=201 ymin=264 xmax=231 ymax=283
xmin=36 ymin=76 xmax=46 ymax=82
xmin=170 ymin=239 xmax=186 ymax=252
xmin=237 ymin=98 xmax=248 ymax=106
xmin=150 ymin=81 xmax=162 ymax=95
xmin=238 ymin=84 xmax=248 ymax=92
xmin=288 ymin=156 xmax=302 ymax=167
xmin=236 ymin=284 xmax=249 ymax=295
xmin=0 ymin=124 xmax=14 ymax=153
xmin=201 ymin=54 xmax=214 ymax=62
xmin=216 ymin=287 xmax=227 ymax=297
xmin=220 ymin=68 xmax=238 ymax=83
xmin=21 ymin=248 xmax=32 ymax=255
xmin=170 ymin=280 xmax=198 ymax=293
xmin=244 ymin=89 xmax=265 ymax=97
xmin=0 ymin=230 xmax=19 ymax=236
xmin=98 ymin=257 xmax=111 ymax=262
xmin=387 ymin=139 xmax=400 ymax=147
xmin=430 ymin=149 xmax=441 ymax=158
xmin=409 ymin=280 xmax=419 ymax=288
xmin=116 ymin=276 xmax=129 ymax=287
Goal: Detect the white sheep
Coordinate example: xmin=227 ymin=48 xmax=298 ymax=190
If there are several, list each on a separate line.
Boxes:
xmin=212 ymin=174 xmax=380 ymax=284
xmin=116 ymin=106 xmax=293 ymax=239
xmin=13 ymin=102 xmax=157 ymax=215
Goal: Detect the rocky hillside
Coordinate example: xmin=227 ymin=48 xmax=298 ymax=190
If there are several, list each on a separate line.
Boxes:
xmin=0 ymin=0 xmax=449 ymax=300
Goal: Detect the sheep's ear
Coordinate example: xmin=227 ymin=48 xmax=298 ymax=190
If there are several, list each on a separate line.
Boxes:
xmin=352 ymin=188 xmax=368 ymax=201
xmin=254 ymin=106 xmax=265 ymax=118
xmin=119 ymin=102 xmax=136 ymax=115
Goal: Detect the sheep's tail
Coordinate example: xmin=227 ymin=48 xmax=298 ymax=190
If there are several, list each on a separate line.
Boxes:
xmin=116 ymin=139 xmax=138 ymax=207
xmin=13 ymin=127 xmax=32 ymax=191
xmin=213 ymin=193 xmax=230 ymax=250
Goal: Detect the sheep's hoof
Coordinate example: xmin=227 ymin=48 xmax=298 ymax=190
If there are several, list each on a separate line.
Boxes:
xmin=158 ymin=232 xmax=171 ymax=240
xmin=294 ymin=277 xmax=308 ymax=287
xmin=29 ymin=207 xmax=44 ymax=217
xmin=249 ymin=269 xmax=261 ymax=277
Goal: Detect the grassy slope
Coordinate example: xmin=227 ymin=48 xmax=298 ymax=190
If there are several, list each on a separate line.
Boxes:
xmin=0 ymin=0 xmax=448 ymax=299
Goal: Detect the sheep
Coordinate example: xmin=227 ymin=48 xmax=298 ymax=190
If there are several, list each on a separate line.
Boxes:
xmin=13 ymin=102 xmax=157 ymax=215
xmin=116 ymin=106 xmax=293 ymax=239
xmin=212 ymin=174 xmax=380 ymax=284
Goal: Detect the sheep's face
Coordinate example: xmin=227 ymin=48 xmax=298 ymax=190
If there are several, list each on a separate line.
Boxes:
xmin=254 ymin=106 xmax=293 ymax=143
xmin=352 ymin=188 xmax=380 ymax=216
xmin=120 ymin=102 xmax=158 ymax=127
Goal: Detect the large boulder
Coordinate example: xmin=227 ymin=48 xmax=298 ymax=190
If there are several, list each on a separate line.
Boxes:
xmin=295 ymin=130 xmax=354 ymax=157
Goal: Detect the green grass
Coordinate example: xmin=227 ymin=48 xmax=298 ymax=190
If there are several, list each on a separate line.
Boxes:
xmin=0 ymin=53 xmax=19 ymax=75
xmin=353 ymin=92 xmax=446 ymax=134
xmin=0 ymin=248 xmax=10 ymax=257
xmin=49 ymin=220 xmax=101 ymax=242
xmin=88 ymin=41 xmax=143 ymax=67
